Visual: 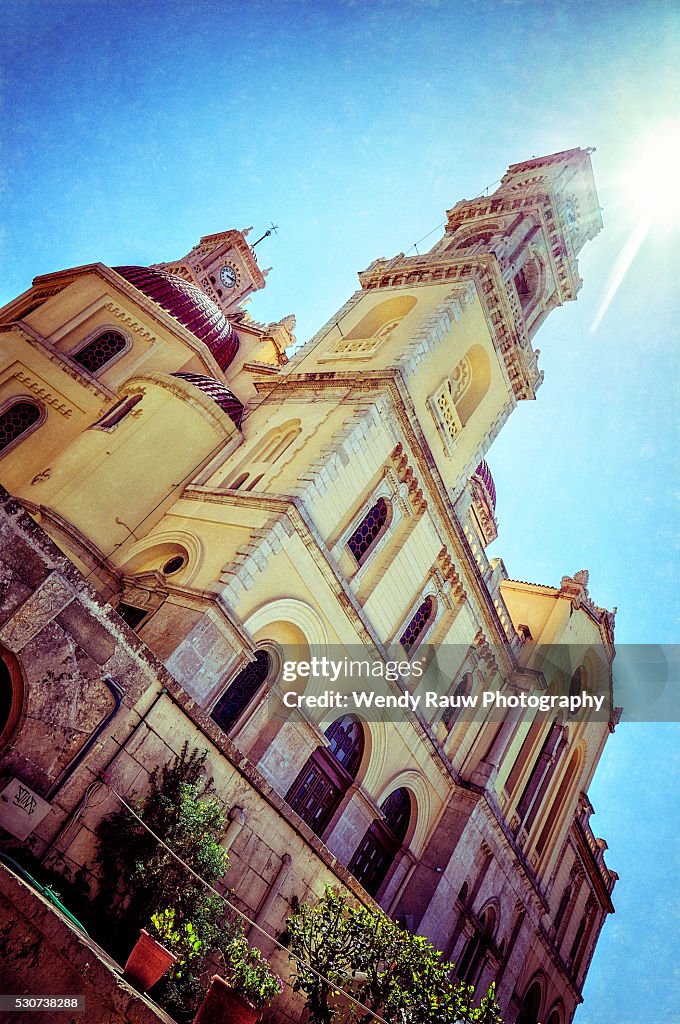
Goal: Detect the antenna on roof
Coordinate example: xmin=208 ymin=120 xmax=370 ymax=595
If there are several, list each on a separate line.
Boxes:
xmin=252 ymin=222 xmax=279 ymax=248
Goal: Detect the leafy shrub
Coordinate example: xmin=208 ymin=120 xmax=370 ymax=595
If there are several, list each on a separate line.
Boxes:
xmin=95 ymin=744 xmax=239 ymax=1020
xmin=286 ymin=886 xmax=503 ymax=1024
xmin=221 ymin=934 xmax=284 ymax=1009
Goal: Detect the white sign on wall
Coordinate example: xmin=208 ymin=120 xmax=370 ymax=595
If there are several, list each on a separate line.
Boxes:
xmin=0 ymin=778 xmax=52 ymax=841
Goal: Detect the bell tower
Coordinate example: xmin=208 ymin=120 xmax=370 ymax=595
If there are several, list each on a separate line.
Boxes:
xmin=153 ymin=228 xmax=268 ymax=315
xmin=429 ymin=146 xmax=603 ymax=339
xmin=283 ymin=148 xmax=602 ymax=498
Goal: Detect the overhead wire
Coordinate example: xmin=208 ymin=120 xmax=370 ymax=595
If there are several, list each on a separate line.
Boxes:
xmin=103 ymin=776 xmax=392 ymax=1024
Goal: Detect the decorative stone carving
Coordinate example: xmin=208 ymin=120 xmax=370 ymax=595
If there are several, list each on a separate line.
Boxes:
xmin=0 ymin=572 xmax=75 ymax=652
xmin=14 ymin=371 xmax=73 ymax=418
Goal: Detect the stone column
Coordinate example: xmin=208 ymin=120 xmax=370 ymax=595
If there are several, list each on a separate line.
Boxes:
xmin=221 ymin=806 xmax=246 ymax=853
xmin=248 ymin=853 xmax=292 ymax=954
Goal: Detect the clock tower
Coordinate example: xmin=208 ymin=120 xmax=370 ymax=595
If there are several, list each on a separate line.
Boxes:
xmin=152 ymin=227 xmax=269 ymax=315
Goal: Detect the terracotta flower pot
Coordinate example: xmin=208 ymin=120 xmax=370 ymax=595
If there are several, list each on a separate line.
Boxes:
xmin=122 ymin=928 xmax=178 ymax=992
xmin=193 ymin=974 xmax=260 ymax=1024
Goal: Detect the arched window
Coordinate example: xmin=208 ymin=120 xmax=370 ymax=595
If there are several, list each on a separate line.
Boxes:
xmin=442 ymin=672 xmax=473 ymax=729
xmin=211 ymin=650 xmax=271 ymax=735
xmin=225 ymin=420 xmax=301 ymax=489
xmin=348 ymin=787 xmax=411 ymax=897
xmin=535 ymin=747 xmax=581 ymax=856
xmin=568 ymin=666 xmax=587 ymax=718
xmin=347 ymin=498 xmax=391 ymax=565
xmin=93 ymin=393 xmax=142 ymax=430
xmin=286 ymin=715 xmax=364 ymax=837
xmin=230 ymin=473 xmax=250 ymax=490
xmin=516 ymin=980 xmax=542 ymax=1024
xmin=514 ymin=256 xmax=542 ymax=313
xmin=515 ymin=720 xmax=566 ymax=834
xmin=399 ymin=596 xmax=436 ymax=653
xmin=553 ymin=885 xmax=572 ymax=934
xmin=325 ymin=715 xmax=364 ymax=775
xmin=458 ymin=904 xmax=497 ymax=985
xmin=546 ymin=1010 xmax=562 ymax=1024
xmin=569 ymin=918 xmax=586 ymax=965
xmin=254 ymin=422 xmax=301 ymax=465
xmin=0 ymin=399 xmax=42 ymax=454
xmin=573 ymin=900 xmax=597 ymax=977
xmin=73 ymin=330 xmax=127 ymax=374
xmin=505 ymin=718 xmax=543 ymax=798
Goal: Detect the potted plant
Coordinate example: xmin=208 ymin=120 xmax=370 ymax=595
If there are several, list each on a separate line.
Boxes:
xmin=123 ymin=927 xmax=178 ymax=993
xmin=193 ymin=935 xmax=283 ymax=1024
xmin=123 ymin=907 xmax=202 ymax=994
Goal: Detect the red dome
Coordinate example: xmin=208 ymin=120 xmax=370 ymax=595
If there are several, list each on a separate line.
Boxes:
xmin=114 ymin=265 xmax=239 ymax=371
xmin=172 ymin=372 xmax=244 ymax=428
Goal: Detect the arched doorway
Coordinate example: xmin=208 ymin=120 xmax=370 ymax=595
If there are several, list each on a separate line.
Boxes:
xmin=0 ymin=648 xmax=24 ymax=751
xmin=516 ymin=979 xmax=542 ymax=1024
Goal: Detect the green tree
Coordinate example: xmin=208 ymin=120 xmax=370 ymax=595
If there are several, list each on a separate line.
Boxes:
xmin=286 ymin=887 xmax=504 ymax=1024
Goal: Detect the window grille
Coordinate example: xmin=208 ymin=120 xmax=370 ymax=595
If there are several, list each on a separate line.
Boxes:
xmin=399 ymin=596 xmax=435 ymax=651
xmin=347 ymin=498 xmax=389 ymax=564
xmin=0 ymin=401 xmax=41 ymax=453
xmin=73 ymin=330 xmax=127 ymax=374
xmin=325 ymin=715 xmax=364 ymax=776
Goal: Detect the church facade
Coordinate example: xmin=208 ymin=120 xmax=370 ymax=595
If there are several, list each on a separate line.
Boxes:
xmin=0 ymin=148 xmax=617 ymax=1024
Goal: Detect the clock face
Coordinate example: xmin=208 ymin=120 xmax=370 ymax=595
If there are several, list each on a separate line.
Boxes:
xmin=565 ymin=199 xmax=577 ymax=229
xmin=219 ymin=264 xmax=238 ymax=288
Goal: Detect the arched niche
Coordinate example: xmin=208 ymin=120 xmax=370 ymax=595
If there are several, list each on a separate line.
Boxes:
xmin=453 ymin=344 xmax=492 ymax=426
xmin=345 ymin=295 xmax=417 ymax=341
xmin=243 ymin=597 xmax=329 ymax=649
xmin=243 ymin=599 xmax=328 ymax=699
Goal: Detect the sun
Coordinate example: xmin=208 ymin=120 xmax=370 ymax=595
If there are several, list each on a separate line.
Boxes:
xmin=591 ymin=119 xmax=679 ymax=332
xmin=621 ymin=120 xmax=680 ymax=225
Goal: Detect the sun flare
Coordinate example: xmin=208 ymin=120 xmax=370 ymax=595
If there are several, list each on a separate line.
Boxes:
xmin=621 ymin=120 xmax=680 ymax=224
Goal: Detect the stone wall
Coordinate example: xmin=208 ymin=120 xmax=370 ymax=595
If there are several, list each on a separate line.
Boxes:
xmin=0 ymin=863 xmax=175 ymax=1024
xmin=0 ymin=488 xmax=377 ymax=1023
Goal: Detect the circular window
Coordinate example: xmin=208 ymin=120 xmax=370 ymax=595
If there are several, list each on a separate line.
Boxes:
xmin=162 ymin=555 xmax=186 ymax=576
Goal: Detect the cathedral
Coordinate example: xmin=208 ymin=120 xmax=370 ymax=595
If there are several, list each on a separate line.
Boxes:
xmin=0 ymin=147 xmax=617 ymax=1024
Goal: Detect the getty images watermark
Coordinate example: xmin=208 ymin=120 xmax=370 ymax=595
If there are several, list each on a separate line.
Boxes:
xmin=265 ymin=644 xmax=680 ymax=724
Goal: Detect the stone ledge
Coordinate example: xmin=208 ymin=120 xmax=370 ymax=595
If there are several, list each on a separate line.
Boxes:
xmin=0 ymin=862 xmax=176 ymax=1024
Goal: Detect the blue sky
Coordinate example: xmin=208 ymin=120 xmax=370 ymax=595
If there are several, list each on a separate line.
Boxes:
xmin=3 ymin=1 xmax=679 ymax=1021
